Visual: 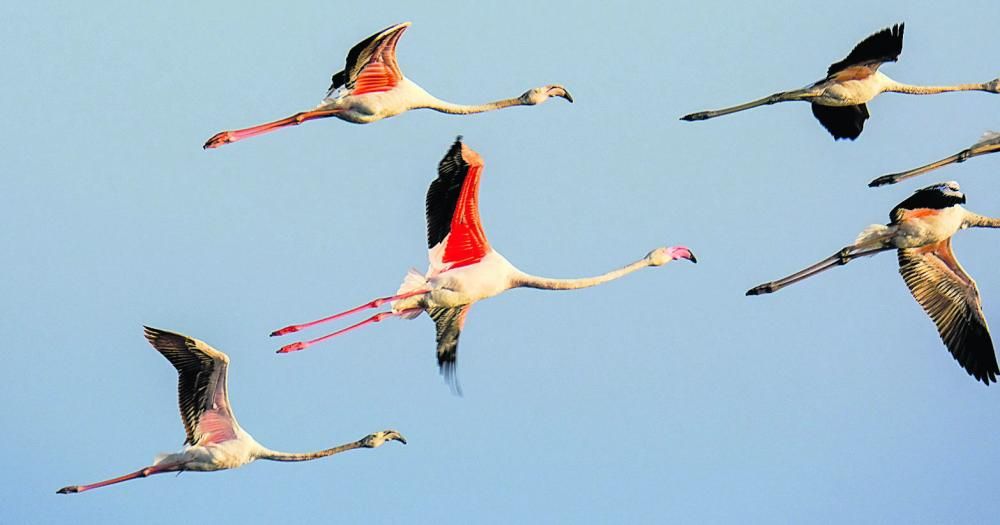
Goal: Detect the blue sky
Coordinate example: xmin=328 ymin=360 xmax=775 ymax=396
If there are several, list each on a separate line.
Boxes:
xmin=3 ymin=1 xmax=1000 ymax=523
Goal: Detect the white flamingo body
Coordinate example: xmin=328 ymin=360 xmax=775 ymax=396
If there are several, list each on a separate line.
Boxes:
xmin=811 ymin=71 xmax=894 ymax=106
xmin=682 ymin=24 xmax=999 ymax=140
xmin=320 ymin=78 xmax=435 ymax=124
xmin=272 ymin=138 xmax=696 ymax=391
xmin=57 ymin=327 xmax=405 ymax=494
xmin=891 ymin=204 xmax=968 ymax=248
xmin=204 ymin=22 xmax=572 ymax=148
xmin=404 ymin=250 xmax=522 ymax=310
xmin=748 ymin=182 xmax=1000 ymax=384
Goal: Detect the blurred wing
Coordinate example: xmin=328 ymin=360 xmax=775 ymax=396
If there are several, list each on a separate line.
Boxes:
xmin=143 ymin=327 xmax=240 ymax=445
xmin=428 ymin=306 xmax=470 ymax=393
xmin=811 ymin=103 xmax=869 ymax=140
xmin=827 ymin=23 xmax=903 ymax=76
xmin=897 ymin=241 xmax=999 ymax=384
xmin=976 ymin=130 xmax=1000 ymax=146
xmin=426 ymin=137 xmax=491 ymax=270
xmin=328 ymin=22 xmax=409 ymax=96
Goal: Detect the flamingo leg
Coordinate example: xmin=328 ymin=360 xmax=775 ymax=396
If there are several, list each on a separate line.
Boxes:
xmin=203 ymin=109 xmax=344 ymax=149
xmin=57 ymin=464 xmax=170 ymax=494
xmin=680 ymin=89 xmax=818 ymax=121
xmin=277 ymin=308 xmax=423 ymax=354
xmin=869 ymin=151 xmax=969 ymax=187
xmin=271 ymin=289 xmax=429 ymax=337
xmin=746 ymin=246 xmax=892 ymax=296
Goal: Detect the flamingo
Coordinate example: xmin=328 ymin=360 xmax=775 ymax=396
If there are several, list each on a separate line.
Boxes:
xmin=869 ymin=131 xmax=1000 ymax=187
xmin=203 ymin=22 xmax=573 ymax=149
xmin=680 ymin=24 xmax=1000 ymax=140
xmin=746 ymin=181 xmax=1000 ymax=384
xmin=57 ymin=327 xmax=406 ymax=494
xmin=270 ymin=137 xmax=696 ymax=391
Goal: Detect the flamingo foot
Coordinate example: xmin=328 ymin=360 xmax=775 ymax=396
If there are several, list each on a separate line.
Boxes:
xmin=277 ymin=341 xmax=309 ymax=354
xmin=270 ymin=326 xmax=300 ymax=337
xmin=56 ymin=486 xmax=80 ymax=494
xmin=203 ymin=131 xmax=235 ymax=149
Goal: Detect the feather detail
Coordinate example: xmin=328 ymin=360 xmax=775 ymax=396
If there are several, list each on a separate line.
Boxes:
xmin=392 ymin=269 xmax=427 ymax=318
xmin=854 ymin=224 xmax=894 ymax=248
xmin=977 ymin=130 xmax=1000 ymax=145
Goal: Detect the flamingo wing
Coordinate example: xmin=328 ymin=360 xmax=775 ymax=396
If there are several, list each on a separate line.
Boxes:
xmin=143 ymin=327 xmax=240 ymax=445
xmin=811 ymin=103 xmax=869 ymax=140
xmin=425 ymin=137 xmax=491 ymax=270
xmin=889 ymin=183 xmax=966 ymax=223
xmin=327 ymin=22 xmax=409 ymax=97
xmin=428 ymin=305 xmax=471 ymax=392
xmin=897 ymin=240 xmax=999 ymax=384
xmin=827 ymin=23 xmax=904 ymax=76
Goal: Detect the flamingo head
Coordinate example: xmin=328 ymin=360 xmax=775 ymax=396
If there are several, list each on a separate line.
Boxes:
xmin=647 ymin=246 xmax=697 ymax=266
xmin=362 ymin=430 xmax=408 ymax=448
xmin=984 ymin=78 xmax=1000 ymax=93
xmin=520 ymin=84 xmax=574 ymax=105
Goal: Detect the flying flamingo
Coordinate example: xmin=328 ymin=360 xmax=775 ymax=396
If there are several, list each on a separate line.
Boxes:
xmin=869 ymin=131 xmax=1000 ymax=187
xmin=57 ymin=327 xmax=406 ymax=494
xmin=681 ymin=24 xmax=1000 ymax=140
xmin=747 ymin=181 xmax=1000 ymax=384
xmin=270 ymin=137 xmax=696 ymax=390
xmin=203 ymin=22 xmax=573 ymax=149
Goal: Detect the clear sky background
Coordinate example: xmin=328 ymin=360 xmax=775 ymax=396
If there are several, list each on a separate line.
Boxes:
xmin=3 ymin=1 xmax=999 ymax=523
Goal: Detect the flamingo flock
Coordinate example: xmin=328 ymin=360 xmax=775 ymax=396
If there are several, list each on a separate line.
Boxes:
xmin=59 ymin=20 xmax=1000 ymax=496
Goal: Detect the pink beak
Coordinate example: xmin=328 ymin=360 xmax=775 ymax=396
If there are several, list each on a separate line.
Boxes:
xmin=669 ymin=246 xmax=697 ymax=263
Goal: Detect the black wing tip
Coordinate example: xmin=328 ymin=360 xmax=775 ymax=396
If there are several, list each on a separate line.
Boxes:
xmin=439 ymin=137 xmax=469 ymax=173
xmin=439 ymin=361 xmax=463 ymax=397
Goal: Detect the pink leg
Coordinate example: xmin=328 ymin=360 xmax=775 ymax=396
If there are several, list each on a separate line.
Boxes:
xmin=270 ymin=289 xmax=429 ymax=337
xmin=57 ymin=464 xmax=170 ymax=494
xmin=203 ymin=109 xmax=343 ymax=149
xmin=277 ymin=308 xmax=422 ymax=354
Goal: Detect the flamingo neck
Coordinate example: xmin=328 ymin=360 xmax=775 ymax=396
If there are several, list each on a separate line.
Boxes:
xmin=964 ymin=212 xmax=1000 ymax=229
xmin=512 ymin=258 xmax=653 ymax=291
xmin=882 ymin=80 xmax=992 ymax=95
xmin=257 ymin=439 xmax=366 ymax=462
xmin=421 ymin=95 xmax=525 ymax=115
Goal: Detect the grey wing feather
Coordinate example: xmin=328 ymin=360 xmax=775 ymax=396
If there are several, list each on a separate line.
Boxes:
xmin=428 ymin=306 xmax=469 ymax=394
xmin=897 ymin=245 xmax=998 ymax=384
xmin=142 ymin=326 xmax=230 ymax=444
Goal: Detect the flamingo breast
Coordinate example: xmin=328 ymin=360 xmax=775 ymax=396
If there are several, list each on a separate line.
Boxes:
xmin=425 ymin=251 xmax=519 ymax=308
xmin=893 ymin=206 xmax=966 ymax=249
xmin=329 ymin=78 xmax=431 ymax=123
xmin=814 ymin=72 xmax=888 ymax=106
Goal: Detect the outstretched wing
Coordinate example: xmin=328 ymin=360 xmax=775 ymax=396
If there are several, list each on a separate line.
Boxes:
xmin=827 ymin=23 xmax=904 ymax=77
xmin=143 ymin=327 xmax=241 ymax=445
xmin=811 ymin=103 xmax=869 ymax=140
xmin=897 ymin=241 xmax=999 ymax=384
xmin=327 ymin=22 xmax=409 ymax=96
xmin=426 ymin=137 xmax=491 ymax=271
xmin=428 ymin=306 xmax=471 ymax=394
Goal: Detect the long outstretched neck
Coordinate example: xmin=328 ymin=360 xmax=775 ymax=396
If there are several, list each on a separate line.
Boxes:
xmin=514 ymin=258 xmax=652 ymax=291
xmin=883 ymin=80 xmax=998 ymax=95
xmin=258 ymin=439 xmax=368 ymax=462
xmin=422 ymin=95 xmax=525 ymax=115
xmin=965 ymin=212 xmax=1000 ymax=228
